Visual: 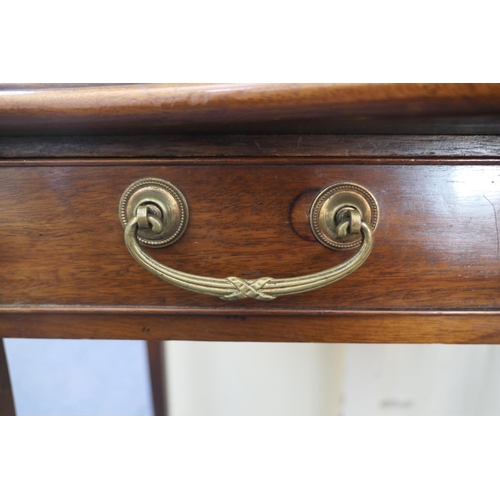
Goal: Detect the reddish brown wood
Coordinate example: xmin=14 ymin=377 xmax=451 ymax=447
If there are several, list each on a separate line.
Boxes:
xmin=2 ymin=157 xmax=500 ymax=167
xmin=1 ymin=84 xmax=500 ymax=344
xmin=0 ymin=84 xmax=142 ymax=90
xmin=2 ymin=84 xmax=500 ymax=135
xmin=0 ymin=160 xmax=499 ymax=321
xmin=0 ymin=339 xmax=15 ymax=416
xmin=147 ymin=340 xmax=167 ymax=416
xmin=1 ymin=312 xmax=500 ymax=344
xmin=2 ymin=135 xmax=500 ymax=159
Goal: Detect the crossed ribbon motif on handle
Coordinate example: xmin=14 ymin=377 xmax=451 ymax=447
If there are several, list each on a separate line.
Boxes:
xmin=223 ymin=277 xmax=276 ymax=300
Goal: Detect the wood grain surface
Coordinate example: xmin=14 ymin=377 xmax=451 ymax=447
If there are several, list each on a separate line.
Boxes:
xmin=2 ymin=135 xmax=500 ymax=159
xmin=0 ymin=159 xmax=499 ymax=314
xmin=3 ymin=84 xmax=500 ymax=347
xmin=2 ymin=84 xmax=500 ymax=135
xmin=2 ymin=312 xmax=500 ymax=344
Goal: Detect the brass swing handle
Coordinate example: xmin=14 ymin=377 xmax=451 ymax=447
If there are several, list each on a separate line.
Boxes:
xmin=120 ymin=179 xmax=378 ymax=301
xmin=124 ymin=209 xmax=374 ymax=301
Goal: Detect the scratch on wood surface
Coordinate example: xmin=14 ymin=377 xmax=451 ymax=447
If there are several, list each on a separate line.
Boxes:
xmin=253 ymin=140 xmax=263 ymax=152
xmin=484 ymin=194 xmax=500 ymax=259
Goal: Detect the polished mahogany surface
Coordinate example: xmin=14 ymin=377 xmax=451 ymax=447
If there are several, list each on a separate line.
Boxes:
xmin=2 ymin=83 xmax=500 ymax=135
xmin=1 ymin=84 xmax=500 ymax=344
xmin=0 ymin=159 xmax=498 ymax=313
xmin=2 ymin=312 xmax=500 ymax=344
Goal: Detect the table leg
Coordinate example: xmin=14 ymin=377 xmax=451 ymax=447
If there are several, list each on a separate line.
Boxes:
xmin=147 ymin=340 xmax=167 ymax=416
xmin=0 ymin=339 xmax=15 ymax=416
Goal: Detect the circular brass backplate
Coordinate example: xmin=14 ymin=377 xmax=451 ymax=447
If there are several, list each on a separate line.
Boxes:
xmin=119 ymin=178 xmax=189 ymax=248
xmin=309 ymin=182 xmax=379 ymax=250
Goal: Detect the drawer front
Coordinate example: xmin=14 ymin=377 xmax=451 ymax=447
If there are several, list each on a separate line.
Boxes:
xmin=0 ymin=159 xmax=499 ymax=314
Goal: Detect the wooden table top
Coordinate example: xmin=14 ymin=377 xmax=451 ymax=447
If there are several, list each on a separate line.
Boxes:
xmin=1 ymin=83 xmax=500 ymax=135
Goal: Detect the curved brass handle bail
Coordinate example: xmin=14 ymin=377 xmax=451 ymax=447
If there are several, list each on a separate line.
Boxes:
xmin=124 ymin=218 xmax=374 ymax=301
